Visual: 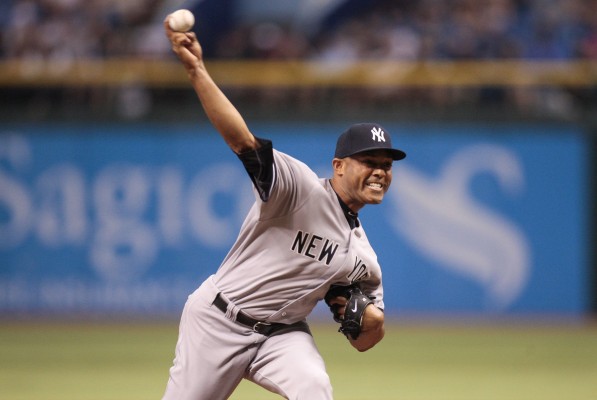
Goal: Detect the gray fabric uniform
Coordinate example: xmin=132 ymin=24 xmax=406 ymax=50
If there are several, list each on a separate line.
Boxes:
xmin=162 ymin=147 xmax=384 ymax=400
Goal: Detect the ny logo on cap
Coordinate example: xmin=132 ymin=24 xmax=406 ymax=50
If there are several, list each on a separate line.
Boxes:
xmin=371 ymin=126 xmax=386 ymax=143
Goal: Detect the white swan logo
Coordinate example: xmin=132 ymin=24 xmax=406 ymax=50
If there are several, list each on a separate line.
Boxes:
xmin=388 ymin=144 xmax=530 ymax=310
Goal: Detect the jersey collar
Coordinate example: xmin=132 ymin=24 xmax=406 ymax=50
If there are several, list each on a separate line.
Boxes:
xmin=329 ymin=180 xmax=360 ymax=229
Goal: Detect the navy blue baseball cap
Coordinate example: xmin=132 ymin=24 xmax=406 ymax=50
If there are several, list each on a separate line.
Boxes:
xmin=334 ymin=123 xmax=406 ymax=160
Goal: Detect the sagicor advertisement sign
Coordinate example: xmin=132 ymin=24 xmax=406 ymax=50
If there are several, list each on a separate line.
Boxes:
xmin=0 ymin=123 xmax=588 ymax=316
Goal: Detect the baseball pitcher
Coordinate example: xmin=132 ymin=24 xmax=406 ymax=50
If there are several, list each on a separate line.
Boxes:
xmin=162 ymin=12 xmax=406 ymax=400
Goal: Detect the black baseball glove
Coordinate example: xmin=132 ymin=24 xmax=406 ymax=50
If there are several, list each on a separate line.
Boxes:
xmin=324 ymin=284 xmax=374 ymax=340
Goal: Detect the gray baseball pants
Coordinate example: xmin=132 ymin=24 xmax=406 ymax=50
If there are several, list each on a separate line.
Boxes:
xmin=162 ymin=278 xmax=333 ymax=399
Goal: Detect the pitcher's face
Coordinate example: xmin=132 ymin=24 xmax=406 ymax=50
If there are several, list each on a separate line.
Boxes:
xmin=333 ymin=150 xmax=393 ymax=211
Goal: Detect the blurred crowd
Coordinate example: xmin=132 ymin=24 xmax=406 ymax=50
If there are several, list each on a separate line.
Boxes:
xmin=0 ymin=0 xmax=170 ymax=60
xmin=1 ymin=0 xmax=596 ymax=120
xmin=220 ymin=0 xmax=597 ymax=61
xmin=2 ymin=0 xmax=596 ymax=61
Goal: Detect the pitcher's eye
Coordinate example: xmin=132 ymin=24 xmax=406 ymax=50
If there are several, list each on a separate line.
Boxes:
xmin=364 ymin=160 xmax=392 ymax=171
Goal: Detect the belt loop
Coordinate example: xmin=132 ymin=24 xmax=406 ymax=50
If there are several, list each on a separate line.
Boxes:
xmin=223 ymin=295 xmax=240 ymax=322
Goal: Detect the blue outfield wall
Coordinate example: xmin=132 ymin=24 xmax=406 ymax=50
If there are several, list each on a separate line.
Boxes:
xmin=0 ymin=122 xmax=590 ymax=317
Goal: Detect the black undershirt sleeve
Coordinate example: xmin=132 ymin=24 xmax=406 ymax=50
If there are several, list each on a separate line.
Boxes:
xmin=236 ymin=137 xmax=274 ymax=202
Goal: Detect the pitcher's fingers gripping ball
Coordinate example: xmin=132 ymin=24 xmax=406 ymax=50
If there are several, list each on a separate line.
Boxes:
xmin=324 ymin=285 xmax=374 ymax=340
xmin=168 ymin=9 xmax=195 ymax=32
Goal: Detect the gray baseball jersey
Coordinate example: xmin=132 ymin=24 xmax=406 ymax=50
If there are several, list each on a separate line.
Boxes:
xmin=214 ymin=149 xmax=384 ymax=320
xmin=163 ymin=146 xmax=384 ymax=400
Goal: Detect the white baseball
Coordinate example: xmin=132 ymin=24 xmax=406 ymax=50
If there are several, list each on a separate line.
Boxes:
xmin=168 ymin=9 xmax=195 ymax=32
